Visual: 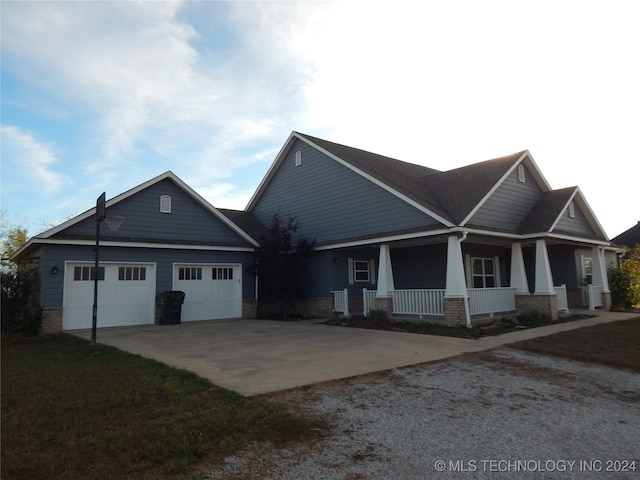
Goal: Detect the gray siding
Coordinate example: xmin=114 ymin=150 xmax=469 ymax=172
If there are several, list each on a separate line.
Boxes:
xmin=553 ymin=204 xmax=597 ymax=238
xmin=252 ymin=140 xmax=441 ymax=245
xmin=57 ymin=179 xmax=250 ymax=246
xmin=40 ymin=244 xmax=255 ymax=307
xmin=468 ymin=164 xmax=543 ymax=231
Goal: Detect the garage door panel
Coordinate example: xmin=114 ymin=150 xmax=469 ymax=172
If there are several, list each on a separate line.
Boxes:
xmin=63 ymin=263 xmax=155 ymax=330
xmin=174 ymin=264 xmax=242 ymax=322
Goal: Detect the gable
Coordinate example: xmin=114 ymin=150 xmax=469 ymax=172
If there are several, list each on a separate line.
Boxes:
xmin=552 ymin=197 xmax=600 ymax=239
xmin=249 ymin=138 xmax=444 ymax=246
xmin=53 ymin=178 xmax=252 ymax=247
xmin=466 ymin=162 xmax=544 ymax=232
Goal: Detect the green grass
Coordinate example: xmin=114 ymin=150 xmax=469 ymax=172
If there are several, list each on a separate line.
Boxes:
xmin=1 ymin=334 xmax=327 ymax=480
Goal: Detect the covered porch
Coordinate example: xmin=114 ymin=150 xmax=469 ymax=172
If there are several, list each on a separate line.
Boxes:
xmin=331 ymin=232 xmax=612 ymax=327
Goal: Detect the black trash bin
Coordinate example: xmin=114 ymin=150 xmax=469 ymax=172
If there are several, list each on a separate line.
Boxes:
xmin=157 ymin=291 xmax=186 ymax=325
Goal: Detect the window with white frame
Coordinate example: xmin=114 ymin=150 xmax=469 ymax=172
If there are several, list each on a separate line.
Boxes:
xmin=178 ymin=267 xmax=202 ymax=280
xmin=348 ymin=258 xmax=376 ymax=284
xmin=471 ymin=257 xmax=496 ymax=288
xmin=212 ymin=267 xmax=233 ymax=280
xmin=118 ymin=266 xmax=146 ymax=281
xmin=582 ymin=257 xmax=592 ymax=284
xmin=73 ymin=266 xmax=105 ymax=281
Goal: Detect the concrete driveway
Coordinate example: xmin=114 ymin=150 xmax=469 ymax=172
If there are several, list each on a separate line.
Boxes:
xmin=70 ymin=312 xmax=636 ymax=396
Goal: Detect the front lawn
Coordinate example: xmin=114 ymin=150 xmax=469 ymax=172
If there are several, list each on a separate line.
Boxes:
xmin=1 ymin=334 xmax=327 ymax=480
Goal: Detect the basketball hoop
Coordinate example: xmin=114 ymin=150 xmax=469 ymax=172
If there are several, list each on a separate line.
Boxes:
xmin=102 ymin=215 xmax=125 ymax=232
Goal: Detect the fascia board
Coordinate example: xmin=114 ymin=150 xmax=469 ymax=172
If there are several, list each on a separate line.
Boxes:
xmin=460 ymin=151 xmax=553 ymax=227
xmin=314 ymin=228 xmax=455 ymax=250
xmin=18 ymin=238 xmax=255 ymax=252
xmin=297 ymin=135 xmax=454 ymax=228
xmin=245 ymin=131 xmax=298 ymax=211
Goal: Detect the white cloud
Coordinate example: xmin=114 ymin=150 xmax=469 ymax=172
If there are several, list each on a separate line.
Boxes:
xmin=0 ymin=125 xmax=69 ymax=195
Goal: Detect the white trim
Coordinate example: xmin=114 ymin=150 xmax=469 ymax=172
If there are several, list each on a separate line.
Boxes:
xmin=23 ymin=238 xmax=254 ymax=252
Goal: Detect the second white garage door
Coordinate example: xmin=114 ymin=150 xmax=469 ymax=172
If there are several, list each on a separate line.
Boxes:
xmin=173 ymin=264 xmax=242 ymax=322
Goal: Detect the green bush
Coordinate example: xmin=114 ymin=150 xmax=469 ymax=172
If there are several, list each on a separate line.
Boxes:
xmin=366 ymin=309 xmax=389 ymax=324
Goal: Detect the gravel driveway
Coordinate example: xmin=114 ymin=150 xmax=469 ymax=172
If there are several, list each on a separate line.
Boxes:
xmin=206 ymin=348 xmax=639 ymax=479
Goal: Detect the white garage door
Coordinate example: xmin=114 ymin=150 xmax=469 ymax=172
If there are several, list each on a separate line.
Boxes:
xmin=173 ymin=264 xmax=242 ymax=322
xmin=63 ymin=262 xmax=156 ymax=330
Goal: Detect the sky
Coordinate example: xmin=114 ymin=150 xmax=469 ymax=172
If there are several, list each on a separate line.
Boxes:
xmin=1 ymin=0 xmax=638 ymax=240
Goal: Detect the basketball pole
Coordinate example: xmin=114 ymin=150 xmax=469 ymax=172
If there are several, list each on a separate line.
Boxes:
xmin=92 ymin=192 xmax=106 ymax=345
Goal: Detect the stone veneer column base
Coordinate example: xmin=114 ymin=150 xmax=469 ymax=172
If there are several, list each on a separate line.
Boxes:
xmin=516 ymin=294 xmax=558 ymax=321
xmin=41 ymin=307 xmax=63 ymax=334
xmin=601 ymin=291 xmax=612 ymax=310
xmin=444 ymin=297 xmax=467 ymax=327
xmin=374 ymin=296 xmax=393 ymax=315
xmin=242 ymin=299 xmax=257 ymax=319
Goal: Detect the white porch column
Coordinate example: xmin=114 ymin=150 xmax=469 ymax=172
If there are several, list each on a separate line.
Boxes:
xmin=445 ymin=235 xmax=468 ymax=296
xmin=510 ymin=242 xmax=529 ymax=294
xmin=445 ymin=234 xmax=471 ymax=327
xmin=534 ymin=239 xmax=555 ymax=294
xmin=376 ymin=244 xmax=395 ymax=296
xmin=591 ymin=246 xmax=610 ymax=292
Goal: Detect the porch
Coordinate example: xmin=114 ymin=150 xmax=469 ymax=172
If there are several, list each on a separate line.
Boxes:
xmin=330 ymin=234 xmax=611 ymax=327
xmin=332 ymin=284 xmax=577 ymax=325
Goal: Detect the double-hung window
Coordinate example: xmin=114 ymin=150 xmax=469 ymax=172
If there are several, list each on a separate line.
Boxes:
xmin=471 ymin=257 xmax=496 ymax=288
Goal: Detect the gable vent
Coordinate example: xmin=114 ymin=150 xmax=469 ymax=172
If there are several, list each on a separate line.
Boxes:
xmin=160 ymin=195 xmax=172 ymax=213
xmin=517 ymin=164 xmax=525 ymax=183
xmin=568 ymin=201 xmax=575 ymax=218
xmin=295 ymin=150 xmax=302 ymax=166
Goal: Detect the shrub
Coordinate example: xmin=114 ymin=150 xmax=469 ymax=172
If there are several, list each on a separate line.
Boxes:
xmin=366 ymin=309 xmax=389 ymax=325
xmin=516 ymin=310 xmax=550 ymax=326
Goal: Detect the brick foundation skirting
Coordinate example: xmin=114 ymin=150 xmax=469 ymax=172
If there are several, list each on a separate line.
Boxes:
xmin=41 ymin=307 xmax=63 ymax=334
xmin=444 ymin=297 xmax=467 ymax=327
xmin=516 ymin=294 xmax=558 ymax=321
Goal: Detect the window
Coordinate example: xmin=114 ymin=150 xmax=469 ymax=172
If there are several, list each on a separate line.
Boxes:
xmin=348 ymin=258 xmax=376 ymax=284
xmin=73 ymin=266 xmax=105 ymax=281
xmin=178 ymin=267 xmax=202 ymax=280
xmin=118 ymin=266 xmax=146 ymax=281
xmin=471 ymin=257 xmax=496 ymax=288
xmin=212 ymin=267 xmax=233 ymax=280
xmin=295 ymin=150 xmax=302 ymax=166
xmin=517 ymin=164 xmax=525 ymax=183
xmin=568 ymin=201 xmax=575 ymax=218
xmin=582 ymin=257 xmax=592 ymax=285
xmin=160 ymin=195 xmax=171 ymax=213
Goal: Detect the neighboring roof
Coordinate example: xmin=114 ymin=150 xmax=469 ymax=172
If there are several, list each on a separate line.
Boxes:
xmin=518 ymin=187 xmax=576 ymax=234
xmin=612 ymin=221 xmax=640 ymax=248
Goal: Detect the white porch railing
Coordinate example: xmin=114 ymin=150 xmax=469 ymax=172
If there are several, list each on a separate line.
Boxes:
xmin=554 ymin=284 xmax=569 ymax=313
xmin=579 ymin=285 xmax=604 ymax=310
xmin=391 ymin=289 xmax=445 ymax=316
xmin=363 ymin=288 xmax=377 ymax=316
xmin=467 ymin=287 xmax=517 ymax=316
xmin=331 ymin=288 xmax=349 ymax=316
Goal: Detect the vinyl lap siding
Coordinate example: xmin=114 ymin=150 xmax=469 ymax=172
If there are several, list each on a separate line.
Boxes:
xmin=58 ymin=180 xmax=248 ymax=246
xmin=468 ymin=165 xmax=542 ymax=231
xmin=252 ymin=140 xmax=440 ymax=244
xmin=553 ymin=204 xmax=597 ymax=238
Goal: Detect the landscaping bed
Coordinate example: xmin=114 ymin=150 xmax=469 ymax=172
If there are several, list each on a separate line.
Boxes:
xmin=324 ymin=310 xmax=596 ymax=338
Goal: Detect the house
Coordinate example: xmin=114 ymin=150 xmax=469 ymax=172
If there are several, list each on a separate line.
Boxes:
xmin=13 ymin=132 xmax=618 ymax=332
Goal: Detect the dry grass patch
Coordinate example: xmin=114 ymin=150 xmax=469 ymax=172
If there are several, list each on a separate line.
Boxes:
xmin=510 ymin=317 xmax=640 ymax=372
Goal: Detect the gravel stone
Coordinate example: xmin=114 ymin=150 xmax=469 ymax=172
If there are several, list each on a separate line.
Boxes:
xmin=206 ymin=349 xmax=640 ymax=479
